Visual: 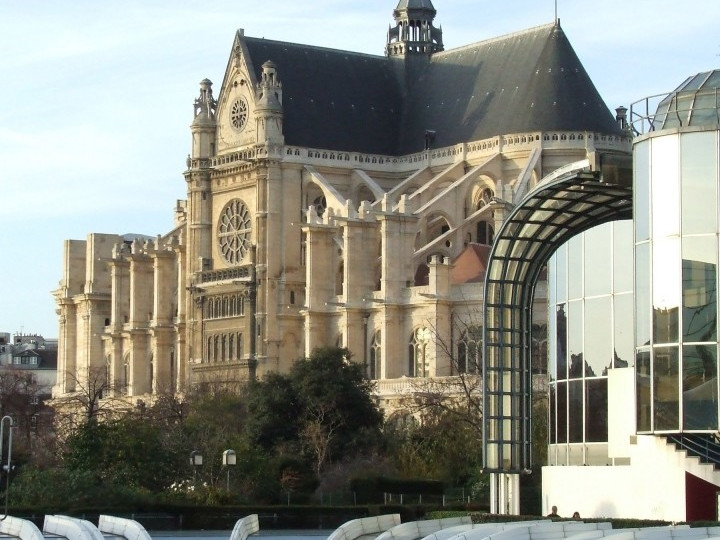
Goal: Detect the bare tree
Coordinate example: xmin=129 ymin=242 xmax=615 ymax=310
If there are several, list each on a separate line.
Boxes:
xmin=301 ymin=402 xmax=341 ymax=477
xmin=404 ymin=314 xmax=484 ymax=436
xmin=0 ymin=369 xmax=55 ymax=466
xmin=52 ymin=366 xmax=132 ymax=435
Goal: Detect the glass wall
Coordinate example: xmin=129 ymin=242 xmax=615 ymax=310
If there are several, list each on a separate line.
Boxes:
xmin=547 ymin=220 xmax=633 ymax=465
xmin=634 ymin=130 xmax=720 ymax=433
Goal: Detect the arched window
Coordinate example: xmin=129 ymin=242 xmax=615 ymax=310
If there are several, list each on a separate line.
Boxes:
xmin=313 ymin=195 xmax=327 ymax=217
xmin=336 ymin=261 xmax=344 ymax=295
xmin=477 ymin=220 xmax=495 ymax=245
xmin=457 ymin=325 xmax=483 ymax=374
xmin=409 ymin=327 xmax=431 ymax=377
xmin=370 ymin=331 xmax=381 ymax=379
xmin=207 ymin=337 xmax=212 ymax=362
xmin=237 ymin=333 xmax=244 ymax=358
xmin=213 ymin=335 xmax=219 ymax=362
xmin=229 ymin=334 xmax=235 ymax=361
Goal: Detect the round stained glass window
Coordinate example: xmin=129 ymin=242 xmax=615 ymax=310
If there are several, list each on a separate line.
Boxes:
xmin=230 ymin=97 xmax=248 ymax=131
xmin=218 ymin=199 xmax=252 ymax=265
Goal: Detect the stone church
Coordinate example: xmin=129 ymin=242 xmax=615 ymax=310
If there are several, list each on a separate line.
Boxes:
xmin=53 ymin=0 xmax=629 ymax=408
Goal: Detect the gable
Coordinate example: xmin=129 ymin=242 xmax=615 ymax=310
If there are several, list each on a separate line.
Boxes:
xmin=216 ymin=32 xmax=260 ymax=154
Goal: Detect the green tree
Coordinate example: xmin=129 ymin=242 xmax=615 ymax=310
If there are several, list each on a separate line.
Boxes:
xmin=246 ymin=347 xmax=384 ymax=478
xmin=290 ymin=347 xmax=384 ymax=465
xmin=246 ymin=372 xmax=300 ymax=452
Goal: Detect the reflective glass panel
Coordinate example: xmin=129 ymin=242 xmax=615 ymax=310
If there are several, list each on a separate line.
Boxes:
xmin=584 ymin=224 xmax=612 ymax=297
xmin=586 ymin=443 xmax=609 ymax=465
xmin=568 ymin=380 xmax=583 ymax=443
xmin=653 ymin=237 xmax=680 ymax=344
xmin=682 ymin=236 xmax=717 ymax=343
xmin=568 ymin=235 xmax=583 ymax=300
xmin=548 ymin=268 xmax=557 ymax=381
xmin=556 ymin=244 xmax=567 ymax=303
xmin=568 ymin=300 xmax=583 ymax=379
xmin=585 ymin=296 xmax=612 ymax=377
xmin=689 ymin=95 xmax=719 ymax=127
xmin=681 ymin=131 xmax=718 ymax=234
xmin=636 ymin=242 xmax=651 ymax=347
xmin=613 ymin=220 xmax=634 ymax=294
xmin=557 ymin=381 xmax=567 ymax=443
xmin=614 ymin=293 xmax=634 ymax=368
xmin=568 ymin=443 xmax=584 ymax=465
xmin=683 ymin=344 xmax=718 ymax=430
xmin=549 ymin=383 xmax=557 ymax=443
xmin=653 ymin=345 xmax=680 ymax=431
xmin=651 ymin=135 xmax=680 ymax=239
xmin=635 ymin=140 xmax=650 ymax=242
xmin=556 ymin=304 xmax=567 ymax=380
xmin=586 ymin=378 xmax=608 ymax=442
xmin=636 ymin=349 xmax=652 ymax=432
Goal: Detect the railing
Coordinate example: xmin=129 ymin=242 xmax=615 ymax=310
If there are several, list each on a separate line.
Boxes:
xmin=190 ymin=130 xmax=630 ymax=175
xmin=630 ymin=88 xmax=720 ymax=135
xmin=198 ymin=266 xmax=251 ymax=284
xmin=667 ymin=433 xmax=720 ymax=468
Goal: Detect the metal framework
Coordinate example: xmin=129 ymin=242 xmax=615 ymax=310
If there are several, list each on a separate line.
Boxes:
xmin=482 ymin=161 xmax=632 ymax=474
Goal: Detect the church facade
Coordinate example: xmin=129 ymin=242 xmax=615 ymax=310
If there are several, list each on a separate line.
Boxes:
xmin=53 ymin=1 xmax=628 ymax=409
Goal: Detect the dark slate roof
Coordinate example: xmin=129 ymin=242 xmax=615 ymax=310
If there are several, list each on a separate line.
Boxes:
xmin=398 ymin=23 xmax=621 ymax=153
xmin=239 ymin=22 xmax=620 ymax=156
xmin=243 ymin=38 xmax=403 ymax=155
xmin=396 ymin=0 xmax=436 ymax=10
xmin=13 ymin=349 xmax=57 ymax=369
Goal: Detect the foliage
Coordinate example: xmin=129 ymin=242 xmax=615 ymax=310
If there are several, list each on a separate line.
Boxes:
xmin=7 ymin=346 xmax=506 ymax=508
xmin=62 ymin=415 xmax=179 ymax=492
xmin=384 ymin=407 xmax=483 ymax=486
xmin=247 ymin=347 xmax=384 ymax=477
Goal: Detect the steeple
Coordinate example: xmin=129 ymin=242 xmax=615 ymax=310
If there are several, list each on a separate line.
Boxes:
xmin=386 ymin=0 xmax=443 ymax=57
xmin=190 ymin=79 xmax=217 ymax=160
xmin=255 ymin=61 xmax=284 ymax=152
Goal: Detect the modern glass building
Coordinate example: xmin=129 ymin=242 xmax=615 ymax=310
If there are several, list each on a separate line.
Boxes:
xmin=540 ymin=70 xmax=720 ymax=522
xmin=547 ymin=220 xmax=633 ymax=466
xmin=633 ymin=74 xmax=720 ymax=434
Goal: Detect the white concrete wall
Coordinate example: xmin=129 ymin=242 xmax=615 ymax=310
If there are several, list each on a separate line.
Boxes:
xmin=543 ymin=435 xmax=697 ymax=522
xmin=608 ymin=367 xmax=635 ymax=459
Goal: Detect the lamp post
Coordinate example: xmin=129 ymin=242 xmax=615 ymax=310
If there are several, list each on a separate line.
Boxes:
xmin=190 ymin=450 xmax=203 ymax=483
xmin=222 ymin=449 xmax=236 ymax=491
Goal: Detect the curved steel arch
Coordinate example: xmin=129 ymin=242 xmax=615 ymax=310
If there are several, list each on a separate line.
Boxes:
xmin=481 ymin=164 xmax=632 ymax=473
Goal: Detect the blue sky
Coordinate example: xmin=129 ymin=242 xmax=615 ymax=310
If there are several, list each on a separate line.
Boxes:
xmin=1 ymin=0 xmax=718 ymax=338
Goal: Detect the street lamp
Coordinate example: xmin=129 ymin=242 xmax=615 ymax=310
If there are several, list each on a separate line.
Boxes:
xmin=190 ymin=450 xmax=203 ymax=483
xmin=222 ymin=449 xmax=236 ymax=491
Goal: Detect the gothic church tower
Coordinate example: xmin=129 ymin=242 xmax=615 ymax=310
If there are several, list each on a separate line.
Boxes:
xmin=386 ymin=0 xmax=443 ymax=57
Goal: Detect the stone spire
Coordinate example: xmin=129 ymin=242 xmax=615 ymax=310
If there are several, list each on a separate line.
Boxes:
xmin=255 ymin=61 xmax=284 ymax=151
xmin=190 ymin=79 xmax=217 ymax=160
xmin=386 ymin=0 xmax=443 ymax=57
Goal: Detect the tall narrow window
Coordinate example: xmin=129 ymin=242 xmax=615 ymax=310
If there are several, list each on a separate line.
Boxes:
xmin=409 ymin=327 xmax=431 ymax=377
xmin=457 ymin=326 xmax=482 ymax=373
xmin=370 ymin=331 xmax=381 ymax=379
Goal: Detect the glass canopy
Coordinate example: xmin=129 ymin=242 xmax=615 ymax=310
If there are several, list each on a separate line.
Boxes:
xmin=482 ymin=159 xmax=632 ymax=473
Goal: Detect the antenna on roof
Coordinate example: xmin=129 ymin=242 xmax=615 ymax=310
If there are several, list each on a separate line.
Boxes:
xmin=554 ymin=0 xmax=558 ymax=24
